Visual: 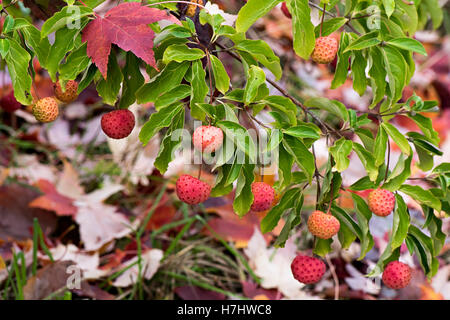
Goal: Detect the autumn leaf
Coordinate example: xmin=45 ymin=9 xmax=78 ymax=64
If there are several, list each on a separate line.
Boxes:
xmin=81 ymin=2 xmax=179 ymax=79
xmin=29 ymin=179 xmax=77 ymax=216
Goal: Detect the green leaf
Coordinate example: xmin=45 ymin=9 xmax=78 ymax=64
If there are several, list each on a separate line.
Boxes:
xmin=139 ymin=103 xmax=184 ymax=145
xmin=407 ymin=225 xmax=439 ymax=278
xmin=422 ymin=0 xmax=443 ymax=29
xmin=163 ymin=44 xmax=205 ymax=64
xmin=331 ymin=206 xmax=360 ymax=249
xmin=233 ymin=163 xmax=256 ymax=216
xmin=329 ymin=138 xmax=352 ymax=172
xmin=119 ymin=52 xmax=145 ymax=109
xmin=331 ymin=32 xmax=351 ymax=89
xmin=77 ymin=63 xmax=96 ymax=94
xmin=382 ymin=45 xmax=408 ymax=104
xmin=313 ymin=238 xmax=333 ymax=257
xmin=287 ymin=0 xmax=315 ymax=59
xmin=209 ymin=55 xmax=230 ymax=94
xmin=96 ymin=55 xmax=123 ymax=106
xmin=277 ymin=144 xmax=293 ymax=189
xmin=351 ymin=51 xmax=367 ymax=96
xmin=4 ymin=39 xmax=32 ymax=105
xmin=368 ymin=47 xmax=386 ymax=108
xmin=387 ymin=38 xmax=427 ymax=56
xmin=282 ymin=135 xmax=315 ymax=183
xmin=283 ymin=124 xmax=320 ymax=140
xmin=381 ymin=122 xmax=411 ymax=155
xmin=154 ymin=109 xmax=185 ymax=174
xmin=235 ymin=39 xmax=282 ymax=80
xmin=274 ymin=194 xmax=303 ymax=248
xmin=314 ymin=17 xmax=348 ymax=37
xmin=382 ymin=0 xmax=395 ymax=17
xmin=352 ymin=143 xmax=378 ymax=182
xmin=263 ymin=96 xmax=298 ymax=126
xmin=383 ymin=154 xmax=412 ymax=191
xmin=217 ymin=121 xmax=257 ymax=163
xmin=235 ymin=0 xmax=282 ymax=33
xmin=58 ymin=42 xmax=90 ymax=80
xmin=14 ymin=18 xmax=50 ymax=67
xmin=44 ymin=27 xmax=81 ymax=81
xmin=0 ymin=39 xmax=10 ymax=59
xmin=410 ymin=113 xmax=440 ymax=145
xmin=373 ymin=125 xmax=388 ymax=167
xmin=391 ymin=194 xmax=410 ymax=249
xmin=154 ymin=85 xmax=191 ymax=111
xmin=136 ymin=62 xmax=190 ymax=103
xmin=344 ymin=31 xmax=380 ymax=52
xmin=351 ymin=194 xmax=375 ymax=260
xmin=3 ymin=16 xmax=14 ymax=34
xmin=41 ymin=6 xmax=93 ymax=38
xmin=261 ymin=188 xmax=301 ymax=233
xmin=190 ymin=60 xmax=209 ymax=120
xmin=265 ymin=129 xmax=283 ymax=152
xmin=304 ymin=97 xmax=349 ymax=121
xmin=399 ymin=185 xmax=441 ymax=212
xmin=423 ymin=206 xmax=446 ymax=256
xmin=243 ymin=66 xmax=266 ymax=105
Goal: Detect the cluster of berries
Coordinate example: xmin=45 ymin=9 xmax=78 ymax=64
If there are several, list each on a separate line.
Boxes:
xmin=293 ymin=188 xmax=410 ymax=289
xmin=175 ymin=125 xmax=276 ymax=212
xmin=0 ymin=80 xmax=79 ymax=123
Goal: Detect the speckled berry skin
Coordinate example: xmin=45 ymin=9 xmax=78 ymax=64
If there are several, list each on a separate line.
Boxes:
xmin=291 ymin=255 xmax=326 ymax=284
xmin=193 ymin=125 xmax=224 ymax=153
xmin=54 ymin=80 xmax=78 ymax=103
xmin=176 ymin=174 xmax=211 ymax=205
xmin=101 ymin=109 xmax=135 ymax=139
xmin=281 ymin=2 xmax=292 ymax=18
xmin=250 ymin=182 xmax=275 ymax=212
xmin=307 ymin=210 xmax=340 ymax=239
xmin=382 ymin=261 xmax=412 ymax=289
xmin=311 ymin=36 xmax=338 ymax=64
xmin=0 ymin=90 xmax=21 ymax=113
xmin=32 ymin=97 xmax=59 ymax=123
xmin=368 ymin=189 xmax=395 ymax=217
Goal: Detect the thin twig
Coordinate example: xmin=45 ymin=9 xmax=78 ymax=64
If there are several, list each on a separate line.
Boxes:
xmin=325 ymin=254 xmax=339 ymax=300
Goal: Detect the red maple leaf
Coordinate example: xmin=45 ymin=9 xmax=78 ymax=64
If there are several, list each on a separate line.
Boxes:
xmin=81 ymin=2 xmax=178 ymax=79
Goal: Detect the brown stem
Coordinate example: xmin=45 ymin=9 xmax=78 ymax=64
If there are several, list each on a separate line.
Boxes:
xmin=319 ymin=3 xmax=326 ymax=37
xmin=216 ymin=43 xmax=343 ymax=138
xmin=325 ymin=254 xmax=340 ymax=300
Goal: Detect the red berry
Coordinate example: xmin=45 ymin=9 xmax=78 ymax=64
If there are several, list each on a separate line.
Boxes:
xmin=101 ymin=109 xmax=135 ymax=139
xmin=291 ymin=255 xmax=326 ymax=284
xmin=176 ymin=174 xmax=211 ymax=205
xmin=192 ymin=125 xmax=224 ymax=153
xmin=311 ymin=36 xmax=338 ymax=64
xmin=382 ymin=261 xmax=412 ymax=289
xmin=32 ymin=97 xmax=59 ymax=123
xmin=307 ymin=210 xmax=340 ymax=239
xmin=281 ymin=2 xmax=292 ymax=19
xmin=250 ymin=182 xmax=275 ymax=212
xmin=368 ymin=188 xmax=395 ymax=217
xmin=0 ymin=90 xmax=21 ymax=113
xmin=54 ymin=80 xmax=78 ymax=103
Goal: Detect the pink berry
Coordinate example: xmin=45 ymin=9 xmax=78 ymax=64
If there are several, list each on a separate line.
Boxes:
xmin=176 ymin=174 xmax=211 ymax=205
xmin=368 ymin=189 xmax=395 ymax=217
xmin=307 ymin=210 xmax=340 ymax=239
xmin=192 ymin=125 xmax=224 ymax=153
xmin=311 ymin=36 xmax=338 ymax=64
xmin=291 ymin=255 xmax=326 ymax=284
xmin=382 ymin=261 xmax=412 ymax=289
xmin=250 ymin=182 xmax=275 ymax=212
xmin=101 ymin=109 xmax=135 ymax=139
